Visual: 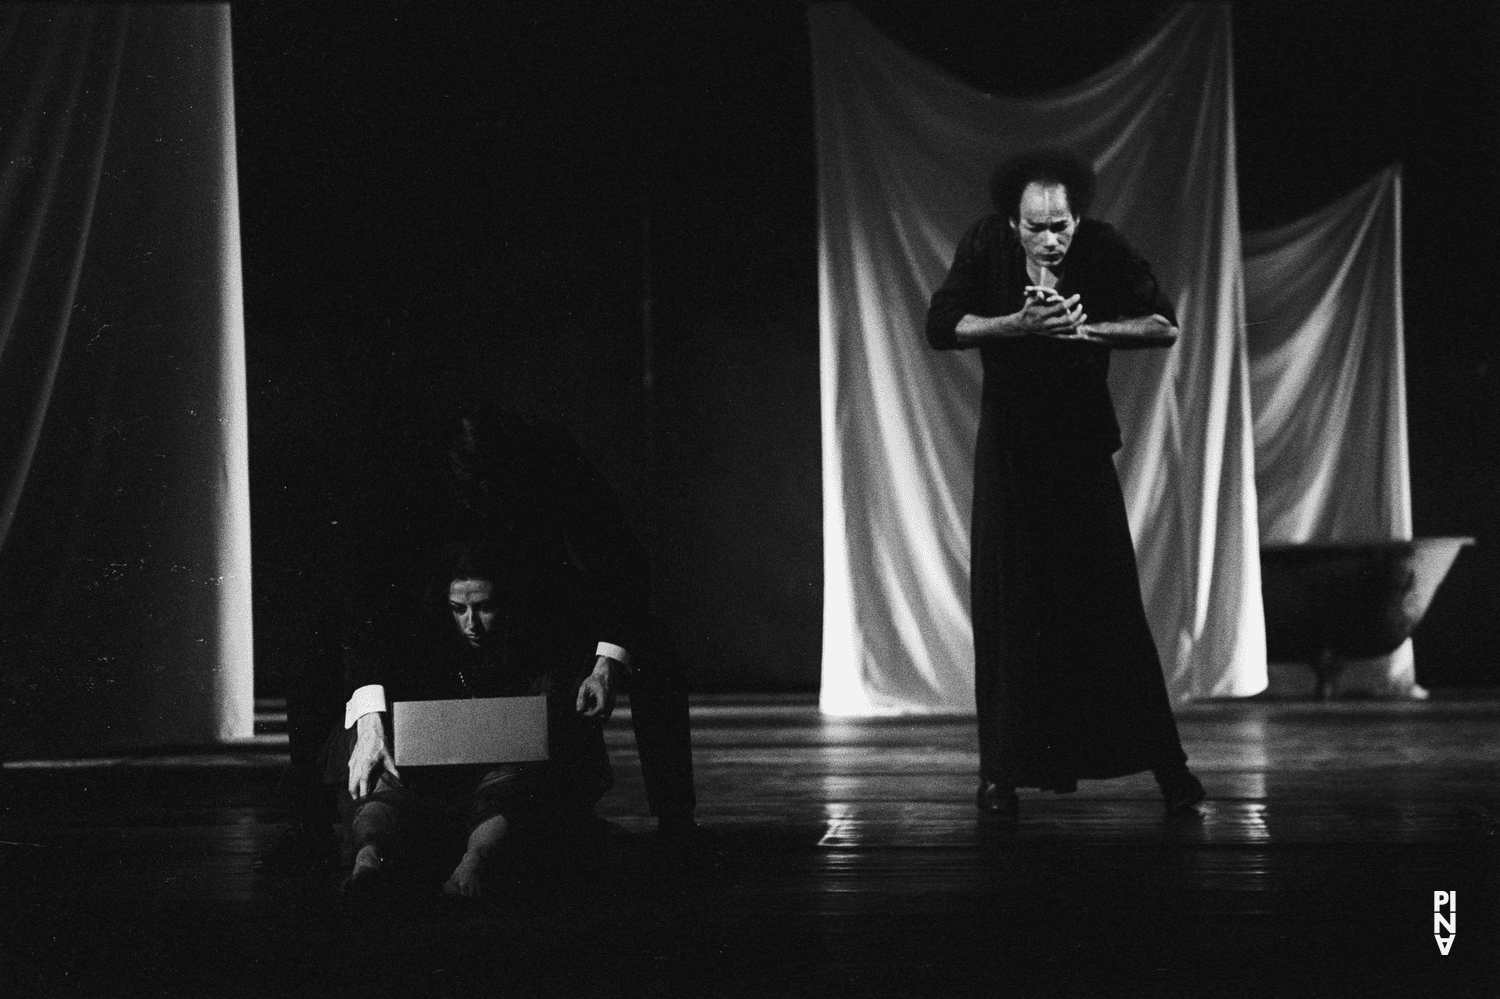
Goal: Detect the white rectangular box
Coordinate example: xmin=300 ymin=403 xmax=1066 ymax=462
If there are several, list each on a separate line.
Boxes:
xmin=392 ymin=695 xmax=549 ymax=766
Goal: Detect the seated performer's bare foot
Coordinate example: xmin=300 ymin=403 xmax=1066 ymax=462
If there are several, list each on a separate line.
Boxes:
xmin=342 ymin=843 xmax=384 ymax=893
xmin=442 ymin=851 xmax=486 ymax=898
xmin=441 ymin=814 xmax=508 ymax=899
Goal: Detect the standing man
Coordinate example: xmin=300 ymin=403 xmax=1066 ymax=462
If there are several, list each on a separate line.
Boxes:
xmin=925 ymin=148 xmax=1205 ymax=823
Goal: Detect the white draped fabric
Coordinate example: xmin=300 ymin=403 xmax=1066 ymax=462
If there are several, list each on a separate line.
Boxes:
xmin=813 ymin=3 xmax=1266 ymax=715
xmin=1244 ymin=167 xmax=1417 ymax=696
xmin=0 ymin=4 xmax=253 ymax=757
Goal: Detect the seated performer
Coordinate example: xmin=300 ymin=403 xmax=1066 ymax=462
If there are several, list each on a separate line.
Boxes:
xmin=340 ymin=536 xmax=612 ymax=897
xmin=342 ymin=405 xmax=696 ymax=841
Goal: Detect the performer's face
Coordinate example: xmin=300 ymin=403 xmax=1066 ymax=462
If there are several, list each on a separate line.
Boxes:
xmin=449 ymin=578 xmax=500 ymax=648
xmin=1011 ymin=182 xmax=1077 ymax=270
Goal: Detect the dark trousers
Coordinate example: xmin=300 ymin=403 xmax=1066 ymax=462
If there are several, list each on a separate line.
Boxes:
xmin=627 ymin=615 xmax=696 ymax=817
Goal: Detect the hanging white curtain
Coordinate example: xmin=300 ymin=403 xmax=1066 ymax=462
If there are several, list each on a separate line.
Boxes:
xmin=0 ymin=3 xmax=253 ymax=758
xmin=1244 ymin=167 xmax=1417 ymax=696
xmin=812 ymin=3 xmax=1265 ymax=714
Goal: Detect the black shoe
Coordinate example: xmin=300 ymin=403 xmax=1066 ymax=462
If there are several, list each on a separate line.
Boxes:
xmin=655 ymin=812 xmax=729 ymax=869
xmin=976 ymin=781 xmax=1019 ymax=823
xmin=1154 ymin=767 xmax=1207 ymax=818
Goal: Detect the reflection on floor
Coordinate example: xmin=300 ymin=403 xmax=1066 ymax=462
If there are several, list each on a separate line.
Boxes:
xmin=3 ymin=695 xmax=1497 ymax=997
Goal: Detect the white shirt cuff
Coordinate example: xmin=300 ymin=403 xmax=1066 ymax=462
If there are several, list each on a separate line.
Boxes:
xmin=595 ymin=642 xmax=629 ymax=666
xmin=344 ymin=684 xmax=388 ymax=729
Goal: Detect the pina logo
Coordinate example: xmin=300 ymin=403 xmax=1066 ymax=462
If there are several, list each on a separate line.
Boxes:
xmin=1434 ymin=891 xmax=1456 ymax=955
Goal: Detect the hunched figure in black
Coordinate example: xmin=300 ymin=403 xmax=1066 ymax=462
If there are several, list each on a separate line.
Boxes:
xmin=925 ymin=148 xmax=1206 ymax=823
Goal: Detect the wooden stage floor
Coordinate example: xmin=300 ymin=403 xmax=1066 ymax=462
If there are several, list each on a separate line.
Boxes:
xmin=3 ymin=695 xmax=1498 ymax=997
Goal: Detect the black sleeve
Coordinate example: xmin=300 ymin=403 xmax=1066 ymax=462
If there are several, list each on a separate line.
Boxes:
xmin=339 ymin=580 xmax=427 ymax=700
xmin=925 ymin=217 xmax=997 ymax=350
xmin=534 ymin=422 xmax=651 ymax=656
xmin=1097 ymin=223 xmax=1177 ymax=326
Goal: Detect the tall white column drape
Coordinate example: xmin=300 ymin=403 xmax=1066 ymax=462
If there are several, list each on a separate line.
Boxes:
xmin=1245 ymin=167 xmax=1417 ymax=696
xmin=0 ymin=3 xmax=253 ymax=758
xmin=813 ymin=3 xmax=1266 ymax=714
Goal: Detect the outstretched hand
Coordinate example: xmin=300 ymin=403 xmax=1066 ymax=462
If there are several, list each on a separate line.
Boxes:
xmin=1048 ymin=324 xmax=1110 ymax=344
xmin=576 ymin=656 xmax=618 ymax=721
xmin=348 ymin=712 xmax=400 ymax=799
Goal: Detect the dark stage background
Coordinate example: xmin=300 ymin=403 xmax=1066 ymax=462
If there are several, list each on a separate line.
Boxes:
xmin=231 ymin=1 xmax=1499 ymax=697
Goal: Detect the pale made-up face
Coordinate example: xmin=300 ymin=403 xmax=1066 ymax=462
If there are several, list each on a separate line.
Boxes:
xmin=449 ymin=578 xmax=500 ymax=648
xmin=1009 ymin=181 xmax=1078 ymax=272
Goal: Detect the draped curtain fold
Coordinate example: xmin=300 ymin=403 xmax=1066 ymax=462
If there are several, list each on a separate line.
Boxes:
xmin=813 ymin=3 xmax=1265 ymax=714
xmin=1245 ymin=167 xmax=1416 ymax=695
xmin=0 ymin=3 xmax=252 ymax=758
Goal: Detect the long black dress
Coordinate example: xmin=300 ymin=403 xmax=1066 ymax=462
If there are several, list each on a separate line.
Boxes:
xmin=926 ymin=215 xmax=1189 ymax=793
